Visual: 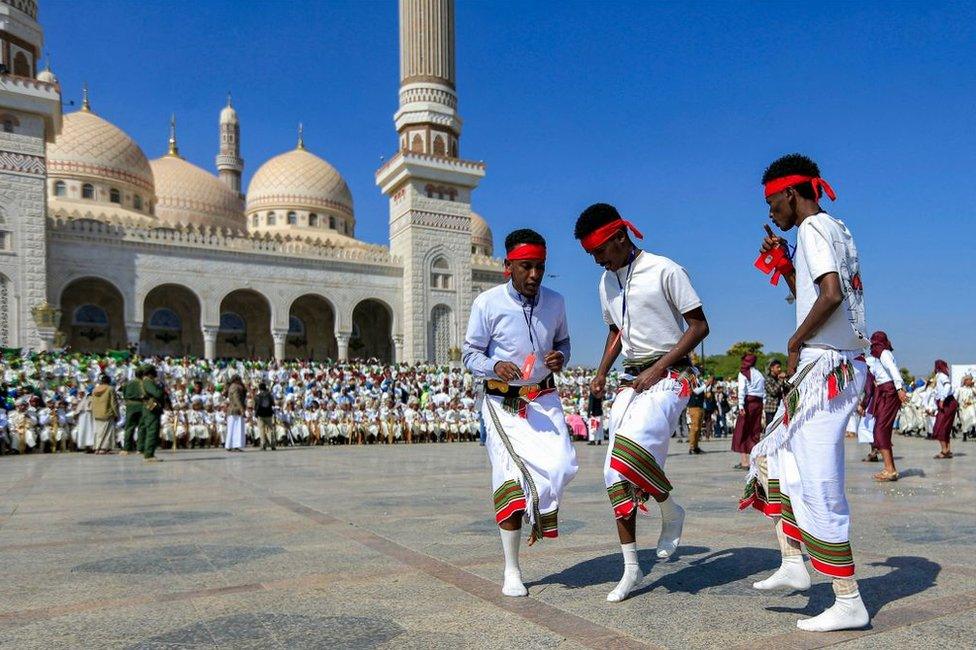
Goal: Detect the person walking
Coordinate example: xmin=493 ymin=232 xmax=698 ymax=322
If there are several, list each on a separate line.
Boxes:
xmin=121 ymin=367 xmax=144 ymax=457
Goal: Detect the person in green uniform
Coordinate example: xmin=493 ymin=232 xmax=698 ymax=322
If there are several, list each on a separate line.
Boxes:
xmin=141 ymin=366 xmax=165 ymax=462
xmin=121 ymin=367 xmax=144 ymax=456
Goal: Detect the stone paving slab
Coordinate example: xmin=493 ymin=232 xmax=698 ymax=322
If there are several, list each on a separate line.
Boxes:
xmin=0 ymin=435 xmax=973 ymax=649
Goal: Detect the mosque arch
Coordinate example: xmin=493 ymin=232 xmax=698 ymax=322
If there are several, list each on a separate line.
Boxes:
xmin=288 ymin=293 xmax=337 ymax=361
xmin=139 ymin=284 xmax=203 ymax=357
xmin=428 ymin=304 xmax=453 ymax=363
xmin=349 ymin=298 xmax=393 ymax=362
xmin=12 ymin=52 xmax=29 ymax=77
xmin=217 ymin=289 xmax=272 ymax=358
xmin=59 ymin=277 xmax=125 ymax=353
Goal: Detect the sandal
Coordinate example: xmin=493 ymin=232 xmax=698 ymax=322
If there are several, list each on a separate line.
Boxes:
xmin=934 ymin=451 xmax=954 ymax=459
xmin=873 ymin=470 xmax=899 ymax=482
xmin=862 ymin=454 xmax=880 ymax=463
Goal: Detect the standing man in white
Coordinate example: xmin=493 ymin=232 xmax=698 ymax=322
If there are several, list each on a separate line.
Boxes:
xmin=743 ymin=153 xmax=870 ymax=632
xmin=575 ymin=203 xmax=710 ymax=603
xmin=463 ymin=229 xmax=578 ymax=598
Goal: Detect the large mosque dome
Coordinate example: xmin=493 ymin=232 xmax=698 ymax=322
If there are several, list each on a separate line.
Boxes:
xmin=46 ymin=106 xmax=157 ymax=223
xmin=470 ymin=211 xmax=493 ymax=256
xmin=150 ymin=154 xmax=245 ymax=232
xmin=246 ymin=144 xmax=356 ymax=240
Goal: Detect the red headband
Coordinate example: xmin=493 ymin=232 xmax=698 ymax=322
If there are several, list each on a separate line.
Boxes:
xmin=764 ymin=175 xmax=836 ymax=201
xmin=579 ymin=219 xmax=644 ymax=253
xmin=506 ymin=243 xmax=547 ymax=262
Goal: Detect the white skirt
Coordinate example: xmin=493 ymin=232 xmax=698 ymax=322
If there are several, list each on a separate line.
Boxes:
xmin=225 ymin=415 xmax=245 ymax=449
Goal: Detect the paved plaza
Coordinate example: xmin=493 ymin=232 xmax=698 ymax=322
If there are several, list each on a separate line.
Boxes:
xmin=0 ymin=436 xmax=973 ymax=649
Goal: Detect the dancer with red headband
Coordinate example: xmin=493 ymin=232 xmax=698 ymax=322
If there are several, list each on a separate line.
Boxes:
xmin=742 ymin=153 xmax=870 ymax=632
xmin=860 ymin=331 xmax=907 ymax=480
xmin=575 ymin=203 xmax=709 ymax=602
xmin=463 ymin=228 xmax=577 ymax=598
xmin=931 ymin=359 xmax=957 ymax=459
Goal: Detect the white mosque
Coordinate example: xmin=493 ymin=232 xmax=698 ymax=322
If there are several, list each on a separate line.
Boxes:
xmin=0 ymin=0 xmax=503 ymax=363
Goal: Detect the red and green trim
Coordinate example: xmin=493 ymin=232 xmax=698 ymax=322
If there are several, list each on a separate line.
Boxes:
xmin=493 ymin=479 xmax=526 ymax=524
xmin=538 ymin=509 xmax=559 ymax=539
xmin=608 ymin=480 xmax=649 ymax=519
xmin=609 ymin=435 xmax=673 ymax=502
xmin=781 ymin=493 xmax=855 ymax=577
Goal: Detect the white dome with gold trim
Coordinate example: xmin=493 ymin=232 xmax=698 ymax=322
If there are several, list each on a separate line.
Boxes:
xmin=246 ymin=146 xmax=353 ymax=218
xmin=150 ymin=154 xmax=245 ymax=231
xmin=48 ymin=109 xmax=154 ymax=194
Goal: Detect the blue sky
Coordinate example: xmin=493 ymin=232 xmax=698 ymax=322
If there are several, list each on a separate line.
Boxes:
xmin=43 ymin=1 xmax=975 ymax=374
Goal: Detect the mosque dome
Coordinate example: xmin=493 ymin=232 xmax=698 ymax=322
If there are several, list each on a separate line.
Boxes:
xmin=245 ymin=141 xmax=356 ymax=240
xmin=47 ymin=109 xmax=155 ymax=195
xmin=150 ymin=154 xmax=245 ymax=232
xmin=246 ymin=146 xmax=353 ymax=217
xmin=470 ymin=211 xmax=493 ymax=256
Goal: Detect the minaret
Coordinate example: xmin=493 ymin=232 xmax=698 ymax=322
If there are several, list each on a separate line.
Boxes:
xmin=395 ymin=0 xmax=460 ymax=157
xmin=216 ymin=94 xmax=243 ymax=196
xmin=376 ymin=0 xmax=485 ymax=363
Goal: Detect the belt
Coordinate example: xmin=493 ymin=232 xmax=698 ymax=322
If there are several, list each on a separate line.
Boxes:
xmin=622 ymin=355 xmax=692 ymax=378
xmin=485 ymin=374 xmax=556 ymax=418
xmin=485 ymin=373 xmax=556 ymax=399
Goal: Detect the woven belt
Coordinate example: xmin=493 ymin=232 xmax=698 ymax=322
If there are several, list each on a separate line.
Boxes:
xmin=485 ymin=373 xmax=556 ymax=398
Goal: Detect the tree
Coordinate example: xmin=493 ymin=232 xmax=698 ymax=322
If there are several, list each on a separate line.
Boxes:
xmin=727 ymin=341 xmax=764 ymax=358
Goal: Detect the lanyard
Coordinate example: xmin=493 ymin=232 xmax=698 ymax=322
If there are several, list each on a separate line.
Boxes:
xmin=519 ymin=293 xmax=539 ymax=355
xmin=616 ymin=249 xmax=637 ymax=337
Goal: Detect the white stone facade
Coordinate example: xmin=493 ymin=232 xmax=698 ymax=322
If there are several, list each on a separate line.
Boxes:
xmin=0 ymin=0 xmax=503 ymax=361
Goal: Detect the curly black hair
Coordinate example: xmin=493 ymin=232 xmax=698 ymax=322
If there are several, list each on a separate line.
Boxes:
xmin=761 ymin=153 xmax=821 ymax=200
xmin=504 ymin=228 xmax=546 ymax=253
xmin=574 ymin=203 xmax=622 ymax=240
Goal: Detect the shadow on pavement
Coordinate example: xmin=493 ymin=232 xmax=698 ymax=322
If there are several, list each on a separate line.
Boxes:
xmin=529 ymin=545 xmax=712 ymax=589
xmin=634 ymin=546 xmax=781 ymax=596
xmin=766 ymin=555 xmax=941 ymax=617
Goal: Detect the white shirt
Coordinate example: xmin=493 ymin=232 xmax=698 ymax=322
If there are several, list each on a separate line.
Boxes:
xmin=935 ymin=372 xmax=953 ymax=401
xmin=737 ymin=370 xmax=765 ymax=399
xmin=794 ymin=213 xmax=867 ymax=351
xmin=866 ymin=349 xmax=903 ymax=389
xmin=463 ymin=282 xmax=571 ymax=384
xmin=599 ymin=250 xmax=702 ymax=362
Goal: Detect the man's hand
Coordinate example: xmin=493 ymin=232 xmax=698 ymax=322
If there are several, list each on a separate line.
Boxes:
xmin=544 ymin=351 xmax=565 ymax=373
xmin=857 ymin=405 xmax=865 ymax=416
xmin=631 ymin=363 xmax=667 ymax=393
xmin=493 ymin=361 xmax=521 ymax=383
xmin=897 ymin=388 xmax=908 ymax=404
xmin=761 ymin=224 xmax=788 ymax=255
xmin=590 ymin=374 xmax=607 ymax=399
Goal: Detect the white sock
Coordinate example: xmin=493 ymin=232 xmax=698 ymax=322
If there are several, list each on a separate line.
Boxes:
xmin=607 ymin=542 xmax=643 ymax=602
xmin=656 ymin=496 xmax=685 ymax=558
xmin=796 ymin=592 xmax=869 ymax=632
xmin=752 ymin=555 xmax=811 ymax=591
xmin=499 ymin=528 xmax=527 ymax=597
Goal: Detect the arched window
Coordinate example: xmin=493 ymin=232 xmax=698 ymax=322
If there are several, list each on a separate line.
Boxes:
xmin=73 ymin=304 xmax=109 ymax=326
xmin=328 ymin=215 xmax=336 ymax=229
xmin=266 ymin=212 xmax=276 ymax=226
xmin=109 ymin=188 xmax=121 ymax=204
xmin=251 ymin=214 xmax=258 ymax=227
xmin=2 ymin=120 xmax=12 ymax=133
xmin=133 ymin=194 xmax=143 ymax=210
xmin=288 ymin=316 xmax=305 ymax=335
xmin=148 ymin=308 xmax=181 ymax=331
xmin=53 ymin=180 xmax=66 ymax=197
xmin=82 ymin=183 xmax=94 ymax=199
xmin=431 ymin=257 xmax=452 ymax=290
xmin=432 ymin=136 xmax=446 ymax=156
xmin=12 ymin=52 xmax=29 ymax=77
xmin=287 ymin=211 xmax=297 ymax=225
xmin=308 ymin=213 xmax=318 ymax=227
xmin=410 ymin=133 xmax=424 ymax=153
xmin=219 ymin=311 xmax=246 ymax=333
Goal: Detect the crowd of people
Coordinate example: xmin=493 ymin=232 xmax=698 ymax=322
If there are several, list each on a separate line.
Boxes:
xmin=2 ymin=351 xmax=969 ymax=459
